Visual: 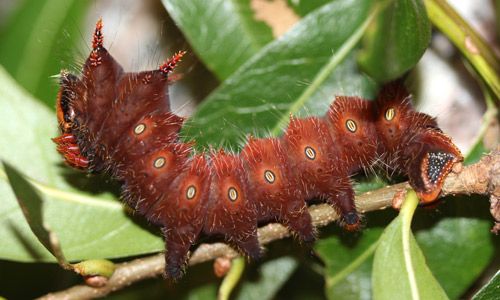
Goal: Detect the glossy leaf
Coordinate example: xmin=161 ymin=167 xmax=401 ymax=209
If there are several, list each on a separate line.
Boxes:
xmin=235 ymin=256 xmax=298 ymax=300
xmin=186 ymin=284 xmax=217 ymax=300
xmin=0 ymin=66 xmax=163 ymax=262
xmin=3 ymin=162 xmax=69 ymax=267
xmin=358 ymin=0 xmax=431 ymax=81
xmin=472 ymin=271 xmax=500 ymax=300
xmin=0 ymin=0 xmax=89 ymax=107
xmin=372 ymin=190 xmax=448 ymax=300
xmin=167 ymin=256 xmax=298 ymax=300
xmin=285 ymin=0 xmax=331 ymax=16
xmin=315 ymin=228 xmax=383 ymax=300
xmin=185 ymin=0 xmax=380 ymax=148
xmin=417 ymin=218 xmax=494 ymax=299
xmin=162 ymin=0 xmax=274 ymax=80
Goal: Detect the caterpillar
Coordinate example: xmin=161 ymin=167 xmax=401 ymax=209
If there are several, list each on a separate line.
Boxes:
xmin=53 ymin=20 xmax=463 ymax=280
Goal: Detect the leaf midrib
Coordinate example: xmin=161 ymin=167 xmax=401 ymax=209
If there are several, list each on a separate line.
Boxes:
xmin=270 ymin=2 xmax=383 ymax=135
xmin=325 ymin=238 xmax=380 ymax=289
xmin=402 ymin=190 xmax=420 ymax=300
xmin=0 ymin=168 xmax=121 ymax=210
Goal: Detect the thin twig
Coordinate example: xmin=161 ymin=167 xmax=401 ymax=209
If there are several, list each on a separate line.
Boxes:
xmin=38 ymin=149 xmax=499 ymax=300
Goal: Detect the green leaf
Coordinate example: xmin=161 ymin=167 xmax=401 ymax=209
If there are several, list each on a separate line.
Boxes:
xmin=187 ymin=284 xmax=218 ymax=300
xmin=236 ymin=256 xmax=298 ymax=300
xmin=286 ymin=0 xmax=331 ymax=16
xmin=0 ymin=66 xmax=163 ymax=262
xmin=0 ymin=0 xmax=89 ymax=106
xmin=464 ymin=91 xmax=497 ymax=165
xmin=2 ymin=161 xmax=69 ymax=267
xmin=164 ymin=256 xmax=298 ymax=300
xmin=424 ymin=0 xmax=500 ymax=99
xmin=354 ymin=176 xmax=388 ymax=194
xmin=372 ymin=190 xmax=448 ymax=300
xmin=358 ymin=0 xmax=431 ymax=82
xmin=464 ymin=141 xmax=488 ymax=165
xmin=417 ymin=218 xmax=494 ymax=299
xmin=0 ymin=166 xmax=163 ymax=262
xmin=315 ymin=228 xmax=383 ymax=300
xmin=162 ymin=0 xmax=274 ymax=80
xmin=185 ymin=0 xmax=381 ymax=148
xmin=472 ymin=271 xmax=500 ymax=300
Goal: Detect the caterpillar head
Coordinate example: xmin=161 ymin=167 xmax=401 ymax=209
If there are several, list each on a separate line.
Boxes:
xmin=55 ymin=71 xmax=81 ymax=133
xmin=53 ymin=71 xmax=89 ymax=169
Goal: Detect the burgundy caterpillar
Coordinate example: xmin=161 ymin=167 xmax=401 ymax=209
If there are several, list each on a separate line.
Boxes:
xmin=53 ymin=20 xmax=463 ymax=279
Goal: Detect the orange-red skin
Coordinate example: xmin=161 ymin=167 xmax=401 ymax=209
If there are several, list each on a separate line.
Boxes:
xmin=158 ymin=154 xmax=211 ymax=278
xmin=327 ymin=96 xmax=378 ymax=173
xmin=282 ymin=116 xmax=361 ymax=228
xmin=241 ymin=137 xmax=315 ymax=242
xmin=204 ymin=151 xmax=261 ymax=260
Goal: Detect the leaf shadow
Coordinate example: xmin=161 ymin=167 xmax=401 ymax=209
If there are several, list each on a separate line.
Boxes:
xmin=7 ymin=221 xmax=47 ymax=261
xmin=412 ymin=194 xmax=492 ymax=232
xmin=3 ymin=161 xmax=63 ymax=262
xmin=56 ymin=164 xmax=122 ymax=197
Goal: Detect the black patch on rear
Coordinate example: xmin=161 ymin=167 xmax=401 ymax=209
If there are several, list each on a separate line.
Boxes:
xmin=427 ymin=152 xmax=455 ymax=183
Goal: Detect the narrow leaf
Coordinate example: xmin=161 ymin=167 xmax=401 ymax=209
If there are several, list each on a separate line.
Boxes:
xmin=236 ymin=256 xmax=298 ymax=300
xmin=174 ymin=257 xmax=298 ymax=300
xmin=185 ymin=0 xmax=380 ymax=148
xmin=0 ymin=66 xmax=163 ymax=262
xmin=162 ymin=0 xmax=274 ymax=80
xmin=2 ymin=161 xmax=70 ymax=268
xmin=286 ymin=0 xmax=331 ymax=16
xmin=472 ymin=271 xmax=500 ymax=300
xmin=417 ymin=218 xmax=494 ymax=299
xmin=315 ymin=228 xmax=383 ymax=300
xmin=358 ymin=0 xmax=431 ymax=81
xmin=424 ymin=0 xmax=500 ymax=99
xmin=0 ymin=0 xmax=89 ymax=106
xmin=373 ymin=190 xmax=448 ymax=300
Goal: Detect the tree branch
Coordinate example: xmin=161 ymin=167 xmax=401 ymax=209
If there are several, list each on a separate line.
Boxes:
xmin=38 ymin=148 xmax=499 ymax=300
